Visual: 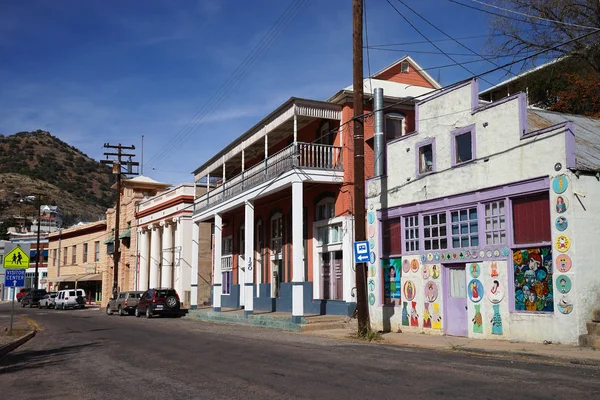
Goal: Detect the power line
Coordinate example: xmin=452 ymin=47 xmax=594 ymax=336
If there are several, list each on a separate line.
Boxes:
xmin=366 ymin=30 xmax=540 ymax=48
xmin=466 ymin=0 xmax=600 ymax=31
xmin=367 ymin=47 xmax=523 ymax=57
xmin=393 ymin=0 xmax=518 ymax=78
xmin=385 ymin=0 xmax=496 ymax=86
xmin=145 ymin=0 xmax=308 ymax=170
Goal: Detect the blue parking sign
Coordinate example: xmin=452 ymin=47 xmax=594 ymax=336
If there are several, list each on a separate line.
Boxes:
xmin=5 ymin=269 xmax=25 ymax=287
xmin=353 ymin=241 xmax=370 ymax=263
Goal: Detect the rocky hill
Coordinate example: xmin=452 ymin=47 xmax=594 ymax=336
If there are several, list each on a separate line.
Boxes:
xmin=0 ymin=130 xmax=115 ymax=226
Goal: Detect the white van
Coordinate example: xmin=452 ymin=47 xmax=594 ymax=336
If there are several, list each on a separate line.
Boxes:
xmin=55 ymin=289 xmax=86 ymax=310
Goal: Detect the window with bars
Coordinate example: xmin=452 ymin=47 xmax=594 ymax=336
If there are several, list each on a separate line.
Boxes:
xmin=485 ymin=201 xmax=506 ymax=245
xmin=423 ymin=212 xmax=447 ymax=250
xmin=404 ymin=215 xmax=419 ymax=253
xmin=451 ymin=207 xmax=479 ymax=248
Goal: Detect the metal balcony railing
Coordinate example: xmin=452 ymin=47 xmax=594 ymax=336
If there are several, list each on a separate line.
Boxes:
xmin=195 ymin=142 xmax=343 ymax=214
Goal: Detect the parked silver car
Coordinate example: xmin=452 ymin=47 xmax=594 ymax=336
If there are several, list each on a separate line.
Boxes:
xmin=38 ymin=292 xmax=58 ymax=309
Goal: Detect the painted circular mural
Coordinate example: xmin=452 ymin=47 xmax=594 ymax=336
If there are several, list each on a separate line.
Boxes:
xmin=555 ymin=195 xmax=568 ymax=214
xmin=424 ymin=281 xmax=438 ymax=302
xmin=422 ymin=265 xmax=430 ymax=279
xmin=556 ymin=254 xmax=572 ymax=273
xmin=468 ymin=279 xmax=484 ymax=303
xmin=556 ymin=275 xmax=572 ymax=294
xmin=402 ymin=259 xmax=410 ymax=273
xmin=410 ymin=259 xmax=420 ymax=273
xmin=486 ymin=280 xmax=505 ymax=304
xmin=403 ymin=280 xmax=416 ymax=301
xmin=367 ymin=212 xmax=376 ymax=225
xmin=469 ymin=263 xmax=481 ymax=278
xmin=555 ymin=234 xmax=571 ymax=253
xmin=552 ymin=175 xmax=569 ymax=194
xmin=430 ymin=264 xmax=440 ymax=279
xmin=558 ymin=295 xmax=573 ymax=314
xmin=555 ymin=216 xmax=568 ymax=232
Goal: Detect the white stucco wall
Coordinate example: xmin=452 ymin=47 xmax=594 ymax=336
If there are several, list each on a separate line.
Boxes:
xmin=366 ymin=79 xmax=597 ymax=345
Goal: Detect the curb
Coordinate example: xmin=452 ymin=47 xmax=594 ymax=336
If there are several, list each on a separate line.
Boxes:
xmin=0 ymin=330 xmax=36 ymax=358
xmin=456 ymin=345 xmax=600 ymax=367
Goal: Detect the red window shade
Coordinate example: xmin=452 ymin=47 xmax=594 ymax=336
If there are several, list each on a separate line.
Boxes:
xmin=512 ymin=193 xmax=551 ymax=245
xmin=382 ymin=218 xmax=402 ymax=256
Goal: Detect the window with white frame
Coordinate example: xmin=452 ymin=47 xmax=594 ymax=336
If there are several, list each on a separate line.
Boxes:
xmin=451 ymin=207 xmax=479 ymax=248
xmin=485 ymin=201 xmax=506 ymax=246
xmin=404 ymin=215 xmax=419 ymax=252
xmin=316 ymin=198 xmax=335 ymax=221
xmin=385 ymin=113 xmax=405 ymax=141
xmin=222 ymin=271 xmax=232 ymax=295
xmin=271 ymin=214 xmax=283 ymax=255
xmin=317 ymin=223 xmax=342 ymax=246
xmin=454 ymin=130 xmax=473 ymax=164
xmin=423 ymin=212 xmax=447 ymax=250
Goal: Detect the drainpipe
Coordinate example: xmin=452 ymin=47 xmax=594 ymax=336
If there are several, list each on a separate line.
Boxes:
xmin=374 ymin=87 xmax=385 ymax=176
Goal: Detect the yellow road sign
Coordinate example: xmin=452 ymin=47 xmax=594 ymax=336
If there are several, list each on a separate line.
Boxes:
xmin=4 ymin=246 xmax=30 ymax=269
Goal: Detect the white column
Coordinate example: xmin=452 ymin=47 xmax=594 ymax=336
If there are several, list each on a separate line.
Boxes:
xmin=293 ymin=113 xmax=298 ymax=143
xmin=244 ymin=201 xmax=255 ymax=316
xmin=190 ymin=221 xmax=199 ymax=309
xmin=173 ymin=218 xmax=184 ymax=301
xmin=212 ymin=213 xmax=223 ymax=311
xmin=161 ymin=221 xmax=173 ymax=288
xmin=292 ymin=181 xmax=304 ymax=323
xmin=138 ymin=228 xmax=150 ymax=291
xmin=149 ymin=224 xmax=161 ymax=289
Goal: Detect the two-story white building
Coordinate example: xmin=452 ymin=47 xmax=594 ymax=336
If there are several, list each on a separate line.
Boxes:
xmin=366 ymin=78 xmax=600 ymax=345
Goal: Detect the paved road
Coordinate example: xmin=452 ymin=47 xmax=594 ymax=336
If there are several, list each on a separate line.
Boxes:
xmin=0 ymin=304 xmax=599 ymax=400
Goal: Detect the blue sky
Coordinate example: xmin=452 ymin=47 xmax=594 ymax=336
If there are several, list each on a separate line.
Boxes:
xmin=0 ymin=0 xmax=541 ymax=185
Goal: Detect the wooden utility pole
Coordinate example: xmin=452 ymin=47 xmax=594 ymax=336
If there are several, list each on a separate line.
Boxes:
xmin=101 ymin=144 xmax=138 ymax=298
xmin=353 ymin=0 xmax=369 ymax=334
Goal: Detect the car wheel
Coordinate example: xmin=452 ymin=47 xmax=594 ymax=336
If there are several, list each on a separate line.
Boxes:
xmin=38 ymin=303 xmax=42 ymax=309
xmin=118 ymin=306 xmax=124 ymax=316
xmin=135 ymin=307 xmax=140 ymax=318
xmin=145 ymin=307 xmax=152 ymax=319
xmin=106 ymin=306 xmax=113 ymax=316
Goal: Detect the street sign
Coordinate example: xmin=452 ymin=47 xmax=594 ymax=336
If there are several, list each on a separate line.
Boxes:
xmin=353 ymin=240 xmax=370 ymax=263
xmin=5 ymin=269 xmax=25 ymax=287
xmin=3 ymin=246 xmax=30 ymax=269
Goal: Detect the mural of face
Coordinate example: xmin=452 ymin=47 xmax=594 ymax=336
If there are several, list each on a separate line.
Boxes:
xmin=524 ymin=270 xmax=536 ymax=287
xmin=513 ymin=251 xmax=523 ymax=266
xmin=522 ymin=285 xmax=531 ymax=298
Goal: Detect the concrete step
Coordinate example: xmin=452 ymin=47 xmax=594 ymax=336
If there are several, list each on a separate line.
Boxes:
xmin=586 ymin=321 xmax=600 ymax=336
xmin=579 ymin=334 xmax=600 ymax=349
xmin=593 ymin=309 xmax=600 ymax=323
xmin=304 ymin=315 xmax=350 ymax=324
xmin=300 ymin=322 xmax=351 ymax=332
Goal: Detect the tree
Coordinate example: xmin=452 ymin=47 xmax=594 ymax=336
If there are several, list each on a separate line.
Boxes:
xmin=548 ymin=72 xmax=600 ymax=117
xmin=487 ymin=0 xmax=600 ymax=73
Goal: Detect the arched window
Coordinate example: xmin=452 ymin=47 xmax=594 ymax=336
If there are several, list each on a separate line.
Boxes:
xmin=315 ymin=197 xmax=335 ymax=221
xmin=385 ymin=113 xmax=405 ymax=141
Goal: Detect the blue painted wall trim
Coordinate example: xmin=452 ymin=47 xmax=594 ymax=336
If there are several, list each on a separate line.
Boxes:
xmin=221 ymin=285 xmax=240 ymax=309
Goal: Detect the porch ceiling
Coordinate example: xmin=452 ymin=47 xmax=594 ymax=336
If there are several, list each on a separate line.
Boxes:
xmin=194 ymin=98 xmax=342 ymax=180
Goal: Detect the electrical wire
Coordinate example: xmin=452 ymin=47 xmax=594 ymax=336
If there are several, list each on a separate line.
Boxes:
xmin=393 ymin=0 xmax=518 ymax=78
xmin=385 ymin=0 xmax=496 ymax=87
xmin=466 ymin=0 xmax=600 ymax=31
xmin=144 ymin=0 xmax=309 ymax=170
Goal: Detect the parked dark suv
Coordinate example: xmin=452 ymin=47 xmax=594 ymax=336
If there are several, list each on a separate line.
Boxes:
xmin=21 ymin=289 xmax=48 ymax=308
xmin=135 ymin=288 xmax=181 ymax=318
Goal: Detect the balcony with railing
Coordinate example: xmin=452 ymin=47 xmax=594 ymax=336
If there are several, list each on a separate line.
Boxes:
xmin=195 ymin=142 xmax=343 ymax=214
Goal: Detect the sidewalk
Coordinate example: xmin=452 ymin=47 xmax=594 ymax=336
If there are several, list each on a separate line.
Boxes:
xmin=305 ymin=328 xmax=600 ymax=366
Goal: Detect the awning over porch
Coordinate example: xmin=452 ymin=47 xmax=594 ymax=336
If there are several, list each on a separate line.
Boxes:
xmin=47 ymin=273 xmax=102 ymax=283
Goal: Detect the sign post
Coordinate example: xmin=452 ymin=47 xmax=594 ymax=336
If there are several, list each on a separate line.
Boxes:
xmin=4 ymin=250 xmax=27 ymax=336
xmin=353 ymin=241 xmax=370 ymax=263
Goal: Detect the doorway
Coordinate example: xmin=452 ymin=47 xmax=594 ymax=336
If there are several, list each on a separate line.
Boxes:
xmin=320 ymin=250 xmax=343 ymax=300
xmin=443 ymin=264 xmax=468 ymax=337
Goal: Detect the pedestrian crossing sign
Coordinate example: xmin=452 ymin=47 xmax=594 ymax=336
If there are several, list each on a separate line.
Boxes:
xmin=3 ymin=246 xmax=29 ymax=269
